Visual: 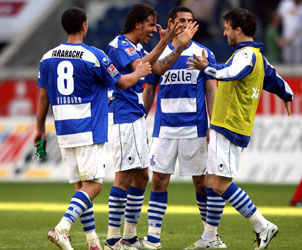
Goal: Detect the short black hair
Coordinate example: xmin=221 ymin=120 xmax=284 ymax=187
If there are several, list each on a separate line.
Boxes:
xmin=168 ymin=6 xmax=194 ymax=21
xmin=223 ymin=8 xmax=257 ymax=37
xmin=122 ymin=3 xmax=157 ymax=34
xmin=61 ymin=7 xmax=87 ymax=34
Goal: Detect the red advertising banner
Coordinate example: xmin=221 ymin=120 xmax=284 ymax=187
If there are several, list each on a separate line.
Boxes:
xmin=257 ymin=77 xmax=302 ymax=115
xmin=0 ymin=80 xmax=39 ymax=116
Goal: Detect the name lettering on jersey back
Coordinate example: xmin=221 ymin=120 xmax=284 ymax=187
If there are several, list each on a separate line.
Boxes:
xmin=161 ymin=69 xmax=194 ymax=85
xmin=52 ymin=49 xmax=84 ymax=59
xmin=57 ymin=96 xmax=82 ymax=105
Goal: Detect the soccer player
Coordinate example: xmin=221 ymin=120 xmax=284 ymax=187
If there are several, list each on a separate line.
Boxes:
xmin=33 ymin=7 xmax=151 ymax=250
xmin=104 ymin=3 xmax=198 ymax=250
xmin=141 ymin=6 xmax=225 ymax=249
xmin=186 ymin=8 xmax=293 ymax=249
xmin=289 ymin=176 xmax=302 ymax=206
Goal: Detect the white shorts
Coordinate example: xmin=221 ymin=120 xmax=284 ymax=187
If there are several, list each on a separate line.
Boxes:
xmin=148 ymin=137 xmax=207 ymax=176
xmin=60 ymin=144 xmax=106 ymax=184
xmin=109 ymin=116 xmax=149 ymax=172
xmin=206 ymin=129 xmax=242 ymax=178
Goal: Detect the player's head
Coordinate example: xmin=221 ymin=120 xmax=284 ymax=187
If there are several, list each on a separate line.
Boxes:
xmin=168 ymin=6 xmax=194 ymax=31
xmin=122 ymin=3 xmax=157 ymax=44
xmin=61 ymin=7 xmax=87 ymax=35
xmin=222 ymin=8 xmax=257 ymax=46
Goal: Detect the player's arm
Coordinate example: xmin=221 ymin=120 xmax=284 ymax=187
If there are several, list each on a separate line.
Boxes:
xmin=132 ymin=21 xmax=199 ymax=75
xmin=34 ymin=87 xmax=49 ymax=147
xmin=139 ymin=19 xmax=182 ymax=66
xmin=262 ymin=57 xmax=293 ymax=115
xmin=143 ymin=83 xmax=157 ymax=116
xmin=187 ymin=48 xmax=255 ymax=81
xmin=116 ymin=61 xmax=152 ymax=89
xmin=205 ymin=79 xmax=217 ymax=120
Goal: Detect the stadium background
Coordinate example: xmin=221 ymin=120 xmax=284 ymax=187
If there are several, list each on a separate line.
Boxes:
xmin=0 ymin=0 xmax=301 ymax=184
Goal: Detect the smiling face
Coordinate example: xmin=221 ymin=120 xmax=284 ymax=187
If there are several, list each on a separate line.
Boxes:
xmin=223 ymin=20 xmax=238 ymax=46
xmin=137 ymin=15 xmax=157 ymax=44
xmin=173 ymin=11 xmax=193 ymax=31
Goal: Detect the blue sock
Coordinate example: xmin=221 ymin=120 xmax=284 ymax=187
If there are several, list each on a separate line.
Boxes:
xmin=64 ymin=190 xmax=91 ymax=225
xmin=206 ymin=188 xmax=225 ymax=227
xmin=196 ymin=191 xmax=207 ymax=224
xmin=107 ymin=186 xmax=127 ymax=245
xmin=123 ymin=186 xmax=145 ymax=243
xmin=80 ymin=203 xmax=95 ymax=232
xmin=125 ymin=186 xmax=145 ymax=224
xmin=222 ymin=183 xmax=257 ymax=218
xmin=147 ymin=191 xmax=168 ymax=243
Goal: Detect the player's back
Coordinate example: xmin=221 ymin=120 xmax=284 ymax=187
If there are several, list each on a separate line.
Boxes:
xmin=38 ymin=42 xmax=120 ymax=148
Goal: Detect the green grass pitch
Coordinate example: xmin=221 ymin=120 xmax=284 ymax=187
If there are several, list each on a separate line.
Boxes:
xmin=0 ymin=182 xmax=301 ymax=249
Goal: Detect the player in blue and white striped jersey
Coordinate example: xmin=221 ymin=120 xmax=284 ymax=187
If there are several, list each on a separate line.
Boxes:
xmin=104 ymin=3 xmax=198 ymax=250
xmin=33 ymin=7 xmax=151 ymax=250
xmin=142 ymin=6 xmax=224 ymax=249
xmin=187 ymin=8 xmax=293 ymax=250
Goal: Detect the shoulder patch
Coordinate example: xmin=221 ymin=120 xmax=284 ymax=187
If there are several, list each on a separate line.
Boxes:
xmin=121 ymin=41 xmax=129 ymax=46
xmin=102 ymin=57 xmax=110 ymax=65
xmin=242 ymin=51 xmax=249 ymax=58
xmin=125 ymin=48 xmax=137 ymax=56
xmin=107 ymin=64 xmax=119 ymax=77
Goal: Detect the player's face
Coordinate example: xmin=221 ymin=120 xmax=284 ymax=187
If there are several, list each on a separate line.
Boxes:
xmin=173 ymin=12 xmax=193 ymax=31
xmin=223 ymin=20 xmax=237 ymax=46
xmin=139 ymin=15 xmax=157 ymax=44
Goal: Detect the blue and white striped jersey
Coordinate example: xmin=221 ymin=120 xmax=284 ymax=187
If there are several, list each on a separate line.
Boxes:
xmin=38 ymin=42 xmax=122 ymax=148
xmin=107 ymin=35 xmax=148 ymax=123
xmin=146 ymin=41 xmax=216 ymax=138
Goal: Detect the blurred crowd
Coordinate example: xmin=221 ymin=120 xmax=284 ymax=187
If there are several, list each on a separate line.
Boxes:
xmin=265 ymin=0 xmax=302 ymax=64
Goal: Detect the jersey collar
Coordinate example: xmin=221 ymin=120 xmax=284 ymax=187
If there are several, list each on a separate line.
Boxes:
xmin=235 ymin=41 xmax=263 ymax=50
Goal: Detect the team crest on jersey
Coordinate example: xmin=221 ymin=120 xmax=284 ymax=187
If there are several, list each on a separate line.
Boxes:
xmin=121 ymin=41 xmax=129 ymax=46
xmin=102 ymin=57 xmax=110 ymax=65
xmin=125 ymin=48 xmax=137 ymax=56
xmin=242 ymin=52 xmax=248 ymax=58
xmin=107 ymin=64 xmax=118 ymax=77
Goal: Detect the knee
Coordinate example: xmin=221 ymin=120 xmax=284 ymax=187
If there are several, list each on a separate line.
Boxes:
xmin=212 ymin=184 xmax=225 ymax=196
xmin=152 ymin=173 xmax=169 ymax=192
xmin=131 ymin=169 xmax=149 ymax=189
xmin=193 ymin=176 xmax=206 ymax=194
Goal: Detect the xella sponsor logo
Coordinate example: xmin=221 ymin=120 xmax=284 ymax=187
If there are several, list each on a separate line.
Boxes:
xmin=125 ymin=48 xmax=136 ymax=56
xmin=107 ymin=64 xmax=118 ymax=77
xmin=162 ymin=70 xmax=193 ymax=84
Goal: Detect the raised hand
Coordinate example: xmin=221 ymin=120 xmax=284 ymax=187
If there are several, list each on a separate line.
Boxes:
xmin=136 ymin=61 xmax=152 ymax=77
xmin=176 ymin=21 xmax=199 ymax=48
xmin=157 ymin=18 xmax=183 ymax=44
xmin=186 ymin=49 xmax=208 ymax=70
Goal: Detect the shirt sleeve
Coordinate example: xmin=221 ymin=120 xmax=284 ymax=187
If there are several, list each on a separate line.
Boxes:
xmin=145 ymin=73 xmax=160 ymax=86
xmin=204 ymin=48 xmax=255 ymax=81
xmin=114 ymin=44 xmax=142 ymax=69
xmin=263 ymin=56 xmax=294 ymax=101
xmin=92 ymin=51 xmax=121 ymax=87
xmin=37 ymin=60 xmax=47 ymax=89
xmin=204 ymin=49 xmax=216 ymax=81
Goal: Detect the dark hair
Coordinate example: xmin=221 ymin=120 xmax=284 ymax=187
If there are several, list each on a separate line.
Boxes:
xmin=223 ymin=8 xmax=257 ymax=37
xmin=61 ymin=7 xmax=87 ymax=34
xmin=168 ymin=6 xmax=194 ymax=21
xmin=122 ymin=3 xmax=157 ymax=34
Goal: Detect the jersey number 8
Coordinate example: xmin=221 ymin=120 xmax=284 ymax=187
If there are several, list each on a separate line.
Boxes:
xmin=57 ymin=61 xmax=74 ymax=95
